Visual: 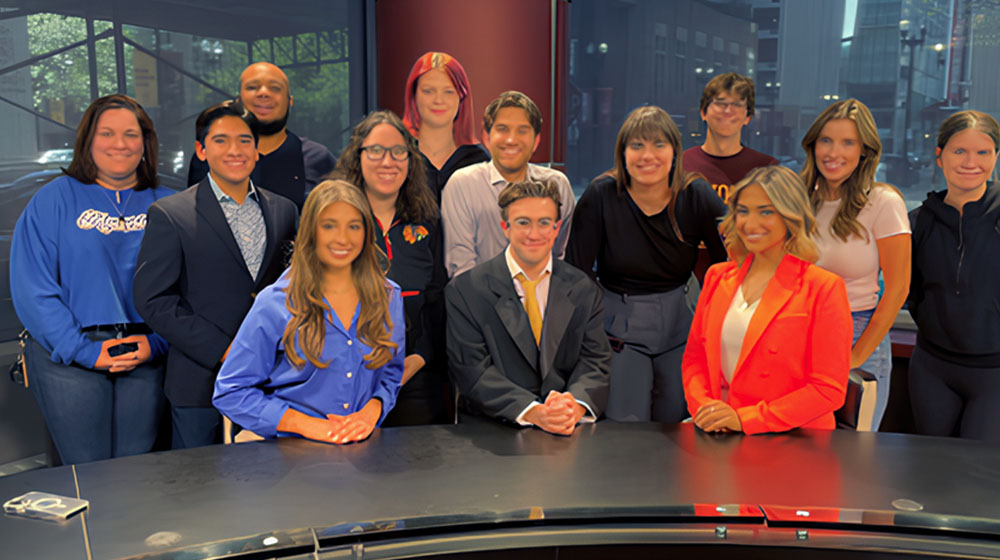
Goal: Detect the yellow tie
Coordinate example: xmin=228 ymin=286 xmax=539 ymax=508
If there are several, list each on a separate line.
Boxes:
xmin=516 ymin=272 xmax=543 ymax=345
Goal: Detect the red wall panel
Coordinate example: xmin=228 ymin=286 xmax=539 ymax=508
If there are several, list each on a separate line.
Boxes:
xmin=376 ymin=0 xmax=565 ymax=164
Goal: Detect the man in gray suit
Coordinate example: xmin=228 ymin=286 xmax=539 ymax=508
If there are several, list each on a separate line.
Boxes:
xmin=446 ymin=180 xmax=610 ymax=435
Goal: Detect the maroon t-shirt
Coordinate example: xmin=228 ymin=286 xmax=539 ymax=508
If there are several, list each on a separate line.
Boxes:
xmin=682 ymin=145 xmax=778 ymax=203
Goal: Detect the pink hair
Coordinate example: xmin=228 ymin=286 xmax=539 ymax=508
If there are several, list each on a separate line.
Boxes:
xmin=402 ymin=52 xmax=478 ymax=146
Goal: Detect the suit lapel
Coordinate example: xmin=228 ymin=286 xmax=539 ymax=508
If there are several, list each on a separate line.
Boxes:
xmin=733 ymin=254 xmax=798 ymax=376
xmin=195 ymin=179 xmax=251 ymax=280
xmin=704 ymin=263 xmax=740 ymax=396
xmin=539 ymin=267 xmax=573 ymax=380
xmin=254 ymin=189 xmax=279 ymax=290
xmin=487 ymin=258 xmax=539 ymax=368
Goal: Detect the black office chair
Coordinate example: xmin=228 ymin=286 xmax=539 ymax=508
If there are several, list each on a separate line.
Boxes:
xmin=835 ymin=368 xmax=878 ymax=431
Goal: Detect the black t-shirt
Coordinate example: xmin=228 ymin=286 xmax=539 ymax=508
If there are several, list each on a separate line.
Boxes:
xmin=421 ymin=144 xmax=490 ymax=203
xmin=565 ymin=174 xmax=728 ymax=295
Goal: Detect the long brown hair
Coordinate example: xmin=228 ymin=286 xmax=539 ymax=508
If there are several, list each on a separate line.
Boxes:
xmin=65 ymin=94 xmax=159 ymax=190
xmin=334 ymin=110 xmax=436 ymax=224
xmin=611 ymin=105 xmax=698 ymax=240
xmin=282 ymin=180 xmax=397 ymax=370
xmin=800 ymin=99 xmax=883 ymax=242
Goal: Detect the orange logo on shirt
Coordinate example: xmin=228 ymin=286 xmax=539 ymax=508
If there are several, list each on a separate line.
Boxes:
xmin=402 ymin=225 xmax=428 ymax=244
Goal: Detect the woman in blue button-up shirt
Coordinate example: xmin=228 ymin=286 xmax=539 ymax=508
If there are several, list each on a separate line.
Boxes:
xmin=213 ymin=179 xmax=405 ymax=443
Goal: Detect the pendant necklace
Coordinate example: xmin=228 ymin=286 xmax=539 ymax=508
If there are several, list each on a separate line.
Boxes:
xmin=100 ymin=187 xmax=135 ymax=229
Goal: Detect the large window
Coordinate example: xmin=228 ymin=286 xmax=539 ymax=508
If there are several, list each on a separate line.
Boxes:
xmin=565 ymin=0 xmax=996 ymax=209
xmin=0 ymin=0 xmax=366 ymax=342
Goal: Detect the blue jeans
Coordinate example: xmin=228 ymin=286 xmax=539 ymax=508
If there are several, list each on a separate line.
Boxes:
xmin=852 ymin=308 xmax=892 ymax=431
xmin=25 ymin=335 xmax=166 ymax=465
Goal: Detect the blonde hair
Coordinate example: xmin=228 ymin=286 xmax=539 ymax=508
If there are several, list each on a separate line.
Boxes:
xmin=722 ymin=166 xmax=820 ymax=263
xmin=800 ymin=99 xmax=884 ymax=243
xmin=282 ymin=180 xmax=397 ymax=370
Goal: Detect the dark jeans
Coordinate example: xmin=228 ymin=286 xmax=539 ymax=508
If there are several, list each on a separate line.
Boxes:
xmin=26 ymin=335 xmax=165 ymax=465
xmin=170 ymin=405 xmax=223 ymax=449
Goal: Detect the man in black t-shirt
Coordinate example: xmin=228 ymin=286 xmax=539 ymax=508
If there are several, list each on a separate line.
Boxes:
xmin=187 ymin=62 xmax=335 ymax=209
xmin=682 ymin=73 xmax=777 ymax=203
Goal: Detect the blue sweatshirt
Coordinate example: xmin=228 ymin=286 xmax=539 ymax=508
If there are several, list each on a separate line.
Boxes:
xmin=10 ymin=175 xmax=172 ymax=367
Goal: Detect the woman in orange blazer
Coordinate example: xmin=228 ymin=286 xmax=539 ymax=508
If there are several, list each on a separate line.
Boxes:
xmin=683 ymin=165 xmax=852 ymax=434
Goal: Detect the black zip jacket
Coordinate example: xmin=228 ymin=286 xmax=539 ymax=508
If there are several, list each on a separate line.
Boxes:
xmin=908 ymin=182 xmax=1000 ymax=367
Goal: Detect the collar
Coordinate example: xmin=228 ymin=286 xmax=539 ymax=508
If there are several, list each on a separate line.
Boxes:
xmin=489 ymin=160 xmax=536 ymax=186
xmin=504 ymin=245 xmax=553 ymax=282
xmin=208 ymin=173 xmax=259 ymax=203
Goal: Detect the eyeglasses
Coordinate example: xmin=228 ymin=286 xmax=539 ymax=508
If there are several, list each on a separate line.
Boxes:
xmin=710 ymin=99 xmax=747 ymax=111
xmin=361 ymin=144 xmax=409 ymax=161
xmin=507 ymin=217 xmax=558 ymax=233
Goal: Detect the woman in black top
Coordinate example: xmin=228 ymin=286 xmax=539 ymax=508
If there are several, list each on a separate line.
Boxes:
xmin=908 ymin=110 xmax=1000 ymax=441
xmin=402 ymin=52 xmax=489 ymax=201
xmin=335 ymin=110 xmax=449 ymax=425
xmin=566 ymin=105 xmax=727 ymax=422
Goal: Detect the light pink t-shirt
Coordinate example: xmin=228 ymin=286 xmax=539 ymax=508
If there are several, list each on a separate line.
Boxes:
xmin=814 ymin=186 xmax=910 ymax=312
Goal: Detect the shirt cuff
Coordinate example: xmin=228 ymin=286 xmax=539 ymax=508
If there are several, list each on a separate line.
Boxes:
xmin=576 ymin=399 xmax=596 ymax=424
xmin=515 ymin=401 xmax=543 ymax=426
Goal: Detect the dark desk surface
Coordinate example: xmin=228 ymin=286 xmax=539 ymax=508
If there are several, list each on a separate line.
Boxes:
xmin=3 ymin=422 xmax=1000 ymax=559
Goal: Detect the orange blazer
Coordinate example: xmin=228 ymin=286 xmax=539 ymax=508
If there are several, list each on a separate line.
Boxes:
xmin=683 ymin=253 xmax=852 ymax=434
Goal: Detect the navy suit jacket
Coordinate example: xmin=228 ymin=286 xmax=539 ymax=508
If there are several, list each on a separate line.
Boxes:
xmin=445 ymin=253 xmax=611 ymax=423
xmin=134 ymin=178 xmax=298 ymax=407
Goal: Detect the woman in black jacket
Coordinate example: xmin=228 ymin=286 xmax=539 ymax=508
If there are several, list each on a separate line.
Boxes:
xmin=908 ymin=110 xmax=1000 ymax=442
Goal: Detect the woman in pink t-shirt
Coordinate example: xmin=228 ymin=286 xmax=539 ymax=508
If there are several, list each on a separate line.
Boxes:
xmin=799 ymin=99 xmax=911 ymax=431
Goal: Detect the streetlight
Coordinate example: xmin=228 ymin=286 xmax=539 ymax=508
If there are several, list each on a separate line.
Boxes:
xmin=900 ymin=22 xmax=926 ymax=161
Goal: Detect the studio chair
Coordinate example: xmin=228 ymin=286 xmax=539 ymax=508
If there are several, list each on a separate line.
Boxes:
xmin=835 ymin=368 xmax=878 ymax=431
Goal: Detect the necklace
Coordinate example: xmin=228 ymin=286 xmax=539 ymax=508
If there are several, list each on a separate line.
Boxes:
xmin=99 ymin=187 xmax=135 ymax=229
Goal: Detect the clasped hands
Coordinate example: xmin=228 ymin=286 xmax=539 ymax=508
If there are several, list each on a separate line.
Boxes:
xmin=523 ymin=391 xmax=587 ymax=436
xmin=693 ymin=399 xmax=743 ymax=433
xmin=297 ymin=399 xmax=382 ymax=444
xmin=94 ymin=335 xmax=152 ymax=373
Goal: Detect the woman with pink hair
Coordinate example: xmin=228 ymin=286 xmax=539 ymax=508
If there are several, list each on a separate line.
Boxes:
xmin=403 ymin=51 xmax=489 ymax=201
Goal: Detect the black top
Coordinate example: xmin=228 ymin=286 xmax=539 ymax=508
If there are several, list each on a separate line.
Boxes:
xmin=565 ymin=175 xmax=728 ymax=295
xmin=909 ymin=182 xmax=1000 ymax=366
xmin=421 ymin=143 xmax=490 ymax=203
xmin=187 ymin=130 xmax=336 ymax=209
xmin=372 ymin=215 xmax=446 ymax=365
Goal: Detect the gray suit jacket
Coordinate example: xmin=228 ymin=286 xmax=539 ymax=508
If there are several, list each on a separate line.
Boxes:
xmin=445 ymin=253 xmax=611 ymax=423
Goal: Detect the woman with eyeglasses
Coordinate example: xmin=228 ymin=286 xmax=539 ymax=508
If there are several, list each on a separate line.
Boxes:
xmin=683 ymin=166 xmax=852 ymax=434
xmin=333 ymin=110 xmax=449 ymax=425
xmin=10 ymin=94 xmax=172 ymax=464
xmin=213 ymin=180 xmax=405 ymax=443
xmin=565 ymin=105 xmax=728 ymax=423
xmin=908 ymin=110 xmax=1000 ymax=442
xmin=403 ymin=52 xmax=489 ymax=202
xmin=800 ymin=99 xmax=910 ymax=431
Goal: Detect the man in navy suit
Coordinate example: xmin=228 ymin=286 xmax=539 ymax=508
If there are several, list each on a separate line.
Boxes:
xmin=134 ymin=101 xmax=298 ymax=448
xmin=446 ymin=180 xmax=610 ymax=435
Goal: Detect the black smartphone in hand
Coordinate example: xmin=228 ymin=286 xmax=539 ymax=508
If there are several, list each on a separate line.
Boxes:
xmin=107 ymin=342 xmax=139 ymax=357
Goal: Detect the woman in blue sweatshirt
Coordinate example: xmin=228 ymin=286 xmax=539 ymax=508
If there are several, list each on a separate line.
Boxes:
xmin=11 ymin=94 xmax=173 ymax=464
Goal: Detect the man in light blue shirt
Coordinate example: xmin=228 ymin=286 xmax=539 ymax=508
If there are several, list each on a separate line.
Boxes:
xmin=441 ymin=91 xmax=575 ymax=278
xmin=135 ymin=101 xmax=298 ymax=449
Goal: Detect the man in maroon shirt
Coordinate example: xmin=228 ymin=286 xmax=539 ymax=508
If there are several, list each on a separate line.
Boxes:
xmin=683 ymin=73 xmax=777 ymax=203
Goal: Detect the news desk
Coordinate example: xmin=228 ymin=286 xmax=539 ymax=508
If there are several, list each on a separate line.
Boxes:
xmin=2 ymin=422 xmax=999 ymax=559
